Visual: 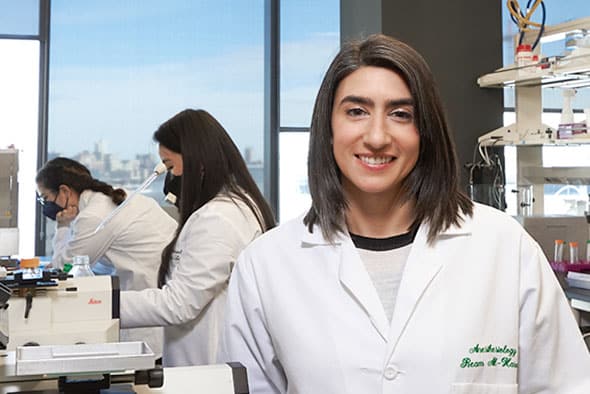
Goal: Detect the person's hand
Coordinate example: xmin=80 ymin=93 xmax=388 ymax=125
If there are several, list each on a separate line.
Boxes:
xmin=56 ymin=205 xmax=79 ymax=227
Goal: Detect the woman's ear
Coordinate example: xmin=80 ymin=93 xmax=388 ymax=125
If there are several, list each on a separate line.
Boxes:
xmin=59 ymin=184 xmax=78 ymax=202
xmin=58 ymin=184 xmax=70 ymax=195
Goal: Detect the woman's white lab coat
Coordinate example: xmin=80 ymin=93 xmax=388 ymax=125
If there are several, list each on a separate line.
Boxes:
xmin=220 ymin=203 xmax=590 ymax=394
xmin=120 ymin=193 xmax=263 ymax=367
xmin=52 ymin=190 xmax=177 ymax=357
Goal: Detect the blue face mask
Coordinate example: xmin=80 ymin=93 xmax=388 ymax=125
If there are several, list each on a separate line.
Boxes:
xmin=163 ymin=172 xmax=181 ymax=208
xmin=42 ymin=200 xmax=65 ymax=221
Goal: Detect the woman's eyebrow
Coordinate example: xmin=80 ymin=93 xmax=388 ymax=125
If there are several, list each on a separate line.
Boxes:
xmin=339 ymin=95 xmax=373 ymax=106
xmin=386 ymin=98 xmax=414 ymax=107
xmin=338 ymin=95 xmax=414 ymax=107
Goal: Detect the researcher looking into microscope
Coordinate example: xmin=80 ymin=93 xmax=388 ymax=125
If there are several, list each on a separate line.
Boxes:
xmin=219 ymin=34 xmax=590 ymax=393
xmin=119 ymin=109 xmax=275 ymax=367
xmin=36 ymin=157 xmax=177 ymax=358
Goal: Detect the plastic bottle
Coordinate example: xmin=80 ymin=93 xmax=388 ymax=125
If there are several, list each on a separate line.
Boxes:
xmin=586 ymin=240 xmax=590 ymax=263
xmin=554 ymin=239 xmax=565 ymax=263
xmin=69 ymin=255 xmax=95 ymax=277
xmin=560 ymin=89 xmax=576 ymax=125
xmin=568 ymin=241 xmax=579 ymax=264
xmin=515 ymin=44 xmax=533 ymax=67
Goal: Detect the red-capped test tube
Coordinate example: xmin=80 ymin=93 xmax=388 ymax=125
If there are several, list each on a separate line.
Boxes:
xmin=554 ymin=239 xmax=564 ymax=263
xmin=568 ymin=241 xmax=579 ymax=264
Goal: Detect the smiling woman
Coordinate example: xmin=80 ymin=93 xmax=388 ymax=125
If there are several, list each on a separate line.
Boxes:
xmin=219 ymin=34 xmax=590 ymax=394
xmin=331 ymin=66 xmax=420 ymax=235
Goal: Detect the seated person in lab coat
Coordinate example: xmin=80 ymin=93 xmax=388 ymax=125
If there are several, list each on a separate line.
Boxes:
xmin=119 ymin=108 xmax=275 ymax=367
xmin=219 ymin=34 xmax=590 ymax=393
xmin=36 ymin=157 xmax=178 ymax=359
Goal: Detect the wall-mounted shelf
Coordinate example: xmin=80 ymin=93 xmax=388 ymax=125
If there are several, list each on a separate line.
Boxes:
xmin=480 ymin=134 xmax=590 ymax=147
xmin=475 ymin=17 xmax=590 ymax=216
xmin=478 ymin=52 xmax=590 ymax=89
xmin=520 ymin=166 xmax=590 ymax=185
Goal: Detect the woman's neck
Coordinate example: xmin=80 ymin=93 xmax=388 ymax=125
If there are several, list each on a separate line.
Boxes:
xmin=344 ymin=192 xmax=416 ymax=238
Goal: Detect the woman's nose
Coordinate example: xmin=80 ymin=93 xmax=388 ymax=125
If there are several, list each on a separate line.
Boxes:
xmin=363 ymin=117 xmax=391 ymax=149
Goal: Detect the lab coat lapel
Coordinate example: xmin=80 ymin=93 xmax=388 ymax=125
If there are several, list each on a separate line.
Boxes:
xmin=338 ymin=238 xmax=390 ymax=342
xmin=302 ymin=226 xmax=390 ymax=341
xmin=386 ymin=224 xmax=443 ymax=355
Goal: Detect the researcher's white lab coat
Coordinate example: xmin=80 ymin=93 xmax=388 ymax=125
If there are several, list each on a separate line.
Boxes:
xmin=52 ymin=190 xmax=177 ymax=357
xmin=220 ymin=203 xmax=590 ymax=394
xmin=120 ymin=193 xmax=263 ymax=367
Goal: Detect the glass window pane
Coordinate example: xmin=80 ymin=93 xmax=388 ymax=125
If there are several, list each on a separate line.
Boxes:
xmin=279 ymin=132 xmax=310 ymax=222
xmin=0 ymin=0 xmax=39 ymax=35
xmin=280 ymin=0 xmax=340 ymax=127
xmin=48 ymin=0 xmax=265 ymax=214
xmin=0 ymin=39 xmax=40 ymax=257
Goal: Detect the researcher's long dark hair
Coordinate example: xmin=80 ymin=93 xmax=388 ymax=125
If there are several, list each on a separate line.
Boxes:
xmin=154 ymin=109 xmax=276 ymax=287
xmin=36 ymin=157 xmax=126 ymax=205
xmin=304 ymin=34 xmax=473 ymax=243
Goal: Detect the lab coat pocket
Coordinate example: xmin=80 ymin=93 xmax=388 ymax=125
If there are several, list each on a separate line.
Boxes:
xmin=451 ymin=383 xmax=517 ymax=394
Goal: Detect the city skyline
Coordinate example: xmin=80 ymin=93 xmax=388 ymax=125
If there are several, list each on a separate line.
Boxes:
xmin=48 ymin=138 xmax=265 ymax=197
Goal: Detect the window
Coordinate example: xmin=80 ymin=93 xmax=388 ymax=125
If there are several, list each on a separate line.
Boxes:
xmin=0 ymin=0 xmax=39 ymax=35
xmin=0 ymin=0 xmax=43 ymax=257
xmin=278 ymin=0 xmax=339 ymax=222
xmin=47 ymin=0 xmax=266 ymax=251
xmin=279 ymin=132 xmax=310 ymax=220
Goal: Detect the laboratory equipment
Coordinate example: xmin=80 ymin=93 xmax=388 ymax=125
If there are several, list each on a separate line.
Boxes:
xmin=515 ymin=44 xmax=533 ymax=68
xmin=0 ymin=149 xmax=18 ymax=257
xmin=560 ymin=88 xmax=576 ymax=125
xmin=478 ymin=17 xmax=590 ymax=146
xmin=477 ymin=16 xmax=590 ymax=217
xmin=568 ymin=241 xmax=580 ymax=264
xmin=516 ymin=184 xmax=534 ymax=216
xmin=0 ymin=229 xmax=18 ymax=258
xmin=556 ymin=89 xmax=586 ymax=139
xmin=0 ymin=270 xmax=250 ymax=393
xmin=0 ymin=359 xmax=249 ymax=393
xmin=68 ymin=255 xmax=94 ymax=277
xmin=554 ymin=239 xmax=565 ymax=263
xmin=0 ymin=274 xmax=120 ymax=350
xmin=517 ymin=215 xmax=588 ymax=262
xmin=94 ymin=162 xmax=167 ymax=234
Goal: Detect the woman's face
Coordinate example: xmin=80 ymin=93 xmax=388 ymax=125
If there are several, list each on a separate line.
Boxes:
xmin=331 ymin=65 xmax=420 ymax=201
xmin=158 ymin=145 xmax=183 ymax=176
xmin=36 ymin=184 xmax=77 ymax=207
xmin=36 ymin=183 xmax=79 ymax=221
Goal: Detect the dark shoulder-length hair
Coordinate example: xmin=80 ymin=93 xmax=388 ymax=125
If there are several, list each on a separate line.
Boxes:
xmin=153 ymin=109 xmax=276 ymax=287
xmin=36 ymin=157 xmax=126 ymax=205
xmin=303 ymin=34 xmax=473 ymax=243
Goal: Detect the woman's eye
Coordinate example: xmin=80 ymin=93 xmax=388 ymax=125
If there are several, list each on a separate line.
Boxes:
xmin=346 ymin=108 xmax=366 ymax=117
xmin=391 ymin=109 xmax=414 ymax=122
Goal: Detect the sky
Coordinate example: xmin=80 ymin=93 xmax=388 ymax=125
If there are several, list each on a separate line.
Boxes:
xmin=47 ymin=0 xmax=589 ymax=160
xmin=47 ymin=0 xmax=340 ymax=161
